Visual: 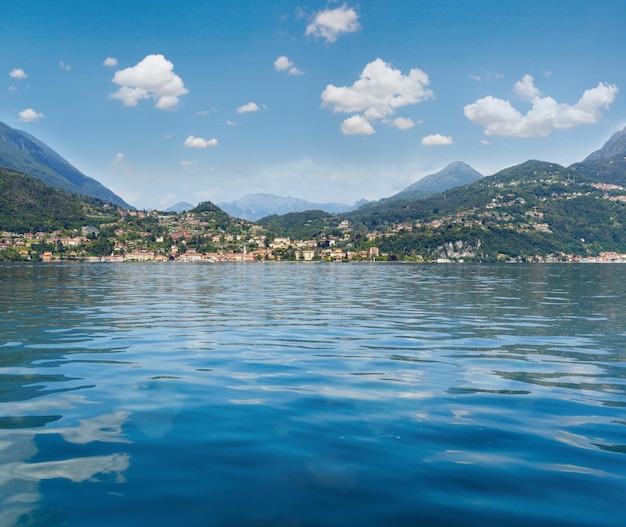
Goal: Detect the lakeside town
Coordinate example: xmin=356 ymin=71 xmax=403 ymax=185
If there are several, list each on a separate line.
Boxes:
xmin=3 ymin=206 xmax=626 ymax=264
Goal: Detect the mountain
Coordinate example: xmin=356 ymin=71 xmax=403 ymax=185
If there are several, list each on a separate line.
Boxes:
xmin=166 ymin=201 xmax=195 ymax=213
xmin=568 ymin=125 xmax=626 ymax=187
xmin=584 ymin=126 xmax=626 ymax=161
xmin=0 ymin=120 xmax=131 ymax=208
xmin=0 ymin=166 xmax=117 ymax=233
xmin=217 ymin=193 xmax=356 ymax=221
xmin=388 ymin=161 xmax=484 ymax=201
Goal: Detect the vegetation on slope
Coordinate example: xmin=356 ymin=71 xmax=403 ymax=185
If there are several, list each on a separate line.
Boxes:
xmin=0 ymin=167 xmax=98 ymax=232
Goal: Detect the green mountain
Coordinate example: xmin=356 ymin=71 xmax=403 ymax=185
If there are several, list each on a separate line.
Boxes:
xmin=260 ymin=158 xmax=626 ymax=260
xmin=0 ymin=167 xmax=118 ymax=233
xmin=387 ymin=161 xmax=483 ymax=201
xmin=0 ymin=120 xmax=131 ymax=208
xmin=349 ymin=159 xmax=626 ymax=259
xmin=257 ymin=209 xmax=340 ymax=241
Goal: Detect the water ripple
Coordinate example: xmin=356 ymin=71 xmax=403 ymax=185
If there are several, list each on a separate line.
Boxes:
xmin=0 ymin=263 xmax=625 ymax=526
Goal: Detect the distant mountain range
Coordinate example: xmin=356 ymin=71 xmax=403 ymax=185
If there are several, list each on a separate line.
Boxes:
xmin=217 ymin=193 xmax=360 ymax=221
xmin=0 ymin=120 xmax=131 ymax=208
xmin=216 ymin=163 xmax=484 ymax=220
xmin=4 ymin=114 xmax=626 ymax=239
xmin=4 ymin=123 xmax=626 ymax=259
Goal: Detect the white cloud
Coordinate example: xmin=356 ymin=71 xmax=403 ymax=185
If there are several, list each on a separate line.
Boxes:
xmin=9 ymin=68 xmax=27 ymax=80
xmin=114 ymin=153 xmax=125 ymax=163
xmin=18 ymin=108 xmax=44 ymax=122
xmin=392 ymin=117 xmax=415 ymax=130
xmin=341 ymin=115 xmax=375 ymax=135
xmin=110 ymin=54 xmax=189 ymax=110
xmin=180 ymin=160 xmax=196 ymax=166
xmin=464 ymin=75 xmax=618 ymax=137
xmin=421 ymin=134 xmax=454 ymax=146
xmin=274 ymin=55 xmax=292 ymax=71
xmin=59 ymin=61 xmax=71 ymax=71
xmin=225 ymin=120 xmax=237 ymax=126
xmin=305 ymin=4 xmax=360 ymax=42
xmin=513 ymin=74 xmax=541 ymax=101
xmin=184 ymin=135 xmax=218 ymax=148
xmin=274 ymin=55 xmax=302 ymax=75
xmin=103 ymin=57 xmax=118 ymax=67
xmin=321 ymin=58 xmax=433 ymax=134
xmin=236 ymin=102 xmax=259 ymax=114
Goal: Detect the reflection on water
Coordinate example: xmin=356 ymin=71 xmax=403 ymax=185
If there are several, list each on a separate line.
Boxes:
xmin=0 ymin=262 xmax=625 ymax=526
xmin=0 ymin=407 xmax=130 ymax=527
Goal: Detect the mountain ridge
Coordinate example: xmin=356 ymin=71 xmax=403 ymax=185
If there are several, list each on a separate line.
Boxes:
xmin=584 ymin=126 xmax=626 ymax=161
xmin=0 ymin=120 xmax=132 ymax=208
xmin=392 ymin=161 xmax=484 ymax=200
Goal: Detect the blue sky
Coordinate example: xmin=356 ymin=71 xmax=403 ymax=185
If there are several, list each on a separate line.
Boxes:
xmin=2 ymin=0 xmax=625 ymax=210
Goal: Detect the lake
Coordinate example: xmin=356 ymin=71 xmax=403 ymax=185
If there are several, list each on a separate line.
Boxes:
xmin=0 ymin=262 xmax=624 ymax=526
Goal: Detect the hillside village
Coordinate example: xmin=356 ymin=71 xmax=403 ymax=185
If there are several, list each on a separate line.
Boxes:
xmin=3 ymin=176 xmax=626 ymax=264
xmin=0 ymin=206 xmax=387 ymax=263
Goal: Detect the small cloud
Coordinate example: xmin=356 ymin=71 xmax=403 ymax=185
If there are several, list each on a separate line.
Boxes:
xmin=392 ymin=117 xmax=415 ymax=130
xmin=513 ymin=74 xmax=541 ymax=101
xmin=464 ymin=75 xmax=618 ymax=137
xmin=274 ymin=55 xmax=293 ymax=71
xmin=341 ymin=115 xmax=375 ymax=135
xmin=114 ymin=153 xmax=125 ymax=163
xmin=225 ymin=120 xmax=237 ymax=126
xmin=421 ymin=134 xmax=454 ymax=146
xmin=9 ymin=68 xmax=27 ymax=80
xmin=184 ymin=135 xmax=218 ymax=148
xmin=274 ymin=55 xmax=302 ymax=75
xmin=306 ymin=4 xmax=361 ymax=43
xmin=180 ymin=160 xmax=196 ymax=166
xmin=18 ymin=108 xmax=44 ymax=122
xmin=110 ymin=54 xmax=189 ymax=111
xmin=480 ymin=139 xmax=490 ymax=145
xmin=103 ymin=57 xmax=118 ymax=67
xmin=163 ymin=134 xmax=173 ymax=139
xmin=196 ymin=110 xmax=209 ymax=115
xmin=59 ymin=61 xmax=71 ymax=71
xmin=468 ymin=74 xmax=482 ymax=81
xmin=236 ymin=102 xmax=259 ymax=114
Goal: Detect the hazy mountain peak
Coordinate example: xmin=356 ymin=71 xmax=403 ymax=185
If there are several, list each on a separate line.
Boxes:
xmin=166 ymin=201 xmax=195 ymax=213
xmin=584 ymin=125 xmax=626 ymax=161
xmin=218 ymin=193 xmax=355 ymax=221
xmin=389 ymin=161 xmax=483 ymax=201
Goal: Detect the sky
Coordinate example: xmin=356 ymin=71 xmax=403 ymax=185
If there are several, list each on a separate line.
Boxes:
xmin=2 ymin=0 xmax=626 ymax=210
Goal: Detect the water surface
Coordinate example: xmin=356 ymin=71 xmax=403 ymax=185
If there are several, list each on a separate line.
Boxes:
xmin=1 ymin=263 xmax=624 ymax=526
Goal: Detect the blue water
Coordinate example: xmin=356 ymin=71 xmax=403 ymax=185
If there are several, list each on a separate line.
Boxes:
xmin=0 ymin=263 xmax=624 ymax=526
